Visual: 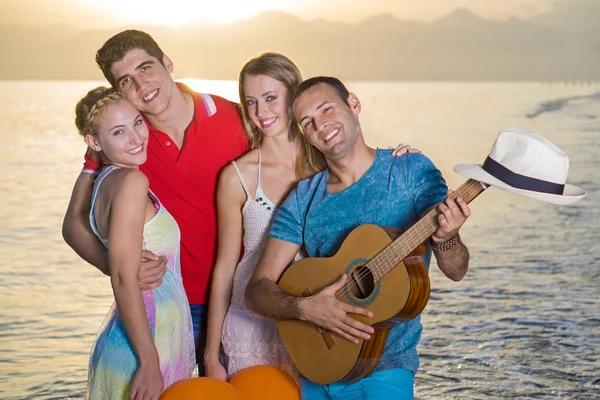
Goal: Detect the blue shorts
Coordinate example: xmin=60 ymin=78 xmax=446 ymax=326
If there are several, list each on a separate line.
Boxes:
xmin=300 ymin=368 xmax=414 ymax=400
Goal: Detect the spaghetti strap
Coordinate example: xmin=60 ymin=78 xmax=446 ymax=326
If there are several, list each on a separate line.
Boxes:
xmin=257 ymin=146 xmax=262 ymax=193
xmin=253 ymin=146 xmax=277 ymax=211
xmin=89 ymin=165 xmax=119 ymax=243
xmin=231 ymin=160 xmax=252 ymax=200
xmin=222 ymin=144 xmax=299 ymax=380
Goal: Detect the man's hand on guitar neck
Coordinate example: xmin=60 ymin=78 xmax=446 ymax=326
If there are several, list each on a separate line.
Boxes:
xmin=432 ymin=189 xmax=471 ymax=243
xmin=431 ymin=189 xmax=471 ymax=282
xmin=298 ymin=274 xmax=375 ymax=345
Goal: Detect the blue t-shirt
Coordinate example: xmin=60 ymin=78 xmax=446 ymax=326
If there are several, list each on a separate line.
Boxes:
xmin=269 ymin=149 xmax=447 ymax=375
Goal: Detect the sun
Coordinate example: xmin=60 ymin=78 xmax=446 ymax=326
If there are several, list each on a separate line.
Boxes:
xmin=86 ymin=0 xmax=294 ymax=27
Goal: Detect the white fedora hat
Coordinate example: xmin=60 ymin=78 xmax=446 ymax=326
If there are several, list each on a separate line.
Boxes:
xmin=453 ymin=129 xmax=586 ymax=205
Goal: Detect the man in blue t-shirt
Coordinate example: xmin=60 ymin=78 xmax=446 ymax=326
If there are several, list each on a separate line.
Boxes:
xmin=245 ymin=76 xmax=472 ymax=399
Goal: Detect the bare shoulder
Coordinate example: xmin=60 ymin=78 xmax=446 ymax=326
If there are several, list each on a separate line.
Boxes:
xmin=219 ymin=163 xmax=240 ymax=187
xmin=105 ymin=168 xmax=149 ymax=199
xmin=227 ymin=149 xmax=259 ymax=185
xmin=218 ymin=162 xmax=249 ymax=202
xmin=234 ymin=147 xmax=260 ymax=169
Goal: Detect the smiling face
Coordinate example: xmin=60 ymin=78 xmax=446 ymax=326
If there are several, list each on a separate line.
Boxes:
xmin=243 ymin=74 xmax=292 ymax=139
xmin=293 ymin=83 xmax=362 ymax=159
xmin=109 ymin=48 xmax=175 ymax=117
xmin=85 ymin=99 xmax=149 ymax=168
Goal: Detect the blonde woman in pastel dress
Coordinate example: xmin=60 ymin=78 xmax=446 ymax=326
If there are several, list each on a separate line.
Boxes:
xmin=74 ymin=87 xmax=195 ymax=399
xmin=204 ymin=53 xmax=419 ymax=380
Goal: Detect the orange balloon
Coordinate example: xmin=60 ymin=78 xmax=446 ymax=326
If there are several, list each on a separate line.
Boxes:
xmin=230 ymin=365 xmax=300 ymax=400
xmin=160 ymin=377 xmax=242 ymax=400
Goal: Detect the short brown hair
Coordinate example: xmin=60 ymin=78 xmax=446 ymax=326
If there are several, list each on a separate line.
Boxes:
xmin=96 ymin=30 xmax=165 ymax=88
xmin=293 ymin=76 xmax=350 ymax=105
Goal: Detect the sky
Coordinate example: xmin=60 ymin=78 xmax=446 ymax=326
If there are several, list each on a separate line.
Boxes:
xmin=0 ymin=0 xmax=559 ymax=28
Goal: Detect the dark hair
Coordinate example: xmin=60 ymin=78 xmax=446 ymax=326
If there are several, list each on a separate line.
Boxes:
xmin=96 ymin=30 xmax=165 ymax=88
xmin=293 ymin=76 xmax=350 ymax=105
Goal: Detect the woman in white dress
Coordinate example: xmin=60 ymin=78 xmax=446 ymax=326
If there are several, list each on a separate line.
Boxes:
xmin=203 ymin=53 xmax=418 ymax=380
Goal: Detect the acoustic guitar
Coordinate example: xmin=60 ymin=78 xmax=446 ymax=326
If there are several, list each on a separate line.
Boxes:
xmin=276 ymin=179 xmax=486 ymax=384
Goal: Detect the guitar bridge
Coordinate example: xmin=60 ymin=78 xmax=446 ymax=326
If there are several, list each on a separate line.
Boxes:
xmin=303 ymin=287 xmax=338 ymax=350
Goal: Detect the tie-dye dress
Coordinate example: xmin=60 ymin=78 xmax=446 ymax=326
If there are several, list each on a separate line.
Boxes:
xmin=85 ymin=166 xmax=195 ymax=399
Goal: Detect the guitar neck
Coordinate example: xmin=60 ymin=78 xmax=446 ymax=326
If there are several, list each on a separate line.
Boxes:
xmin=368 ymin=179 xmax=486 ymax=281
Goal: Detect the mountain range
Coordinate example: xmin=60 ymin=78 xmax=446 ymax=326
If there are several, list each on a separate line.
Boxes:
xmin=1 ymin=1 xmax=598 ymax=81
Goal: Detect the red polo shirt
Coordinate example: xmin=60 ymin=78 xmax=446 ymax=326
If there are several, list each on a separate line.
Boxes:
xmin=140 ymin=82 xmax=249 ymax=304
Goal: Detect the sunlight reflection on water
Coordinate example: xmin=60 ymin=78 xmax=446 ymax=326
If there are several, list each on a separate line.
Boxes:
xmin=0 ymin=80 xmax=598 ymax=399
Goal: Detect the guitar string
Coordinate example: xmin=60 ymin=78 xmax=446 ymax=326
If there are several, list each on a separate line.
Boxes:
xmin=333 ymin=181 xmax=482 ymax=300
xmin=333 ymin=181 xmax=481 ymax=300
xmin=333 ymin=215 xmax=434 ymax=300
xmin=337 ymin=181 xmax=482 ymax=297
xmin=335 ymin=205 xmax=438 ymax=298
xmin=336 ymin=210 xmax=441 ymax=300
xmin=334 ymin=221 xmax=432 ymax=300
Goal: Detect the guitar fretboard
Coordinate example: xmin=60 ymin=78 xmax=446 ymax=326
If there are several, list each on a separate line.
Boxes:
xmin=367 ymin=179 xmax=486 ymax=281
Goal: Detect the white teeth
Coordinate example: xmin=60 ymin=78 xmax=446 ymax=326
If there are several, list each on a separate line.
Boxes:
xmin=127 ymin=145 xmax=143 ymax=155
xmin=324 ymin=128 xmax=339 ymax=141
xmin=144 ymin=90 xmax=158 ymax=102
xmin=261 ymin=117 xmax=276 ymax=127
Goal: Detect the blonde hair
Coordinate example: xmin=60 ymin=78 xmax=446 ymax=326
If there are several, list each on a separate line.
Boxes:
xmin=238 ymin=52 xmax=326 ymax=180
xmin=74 ymin=86 xmax=123 ymax=160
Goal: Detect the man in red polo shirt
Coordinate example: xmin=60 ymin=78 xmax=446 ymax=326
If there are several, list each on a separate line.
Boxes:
xmin=62 ymin=30 xmax=249 ymax=374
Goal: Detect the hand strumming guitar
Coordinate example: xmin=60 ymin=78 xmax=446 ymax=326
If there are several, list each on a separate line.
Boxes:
xmin=297 ymin=274 xmax=375 ymax=344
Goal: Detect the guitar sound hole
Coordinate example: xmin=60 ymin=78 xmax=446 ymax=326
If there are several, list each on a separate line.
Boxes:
xmin=348 ymin=266 xmax=375 ymax=299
